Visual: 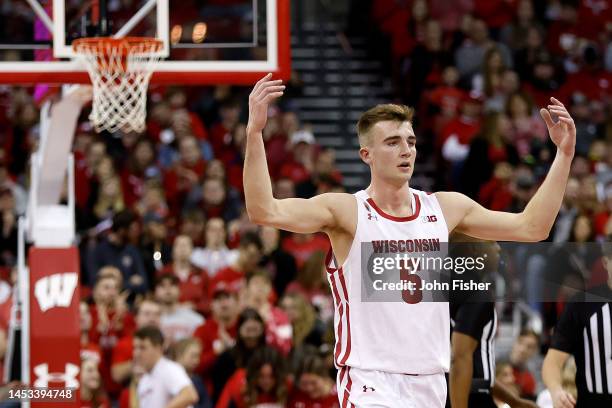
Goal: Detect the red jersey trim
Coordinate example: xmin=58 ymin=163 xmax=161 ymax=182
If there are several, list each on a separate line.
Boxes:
xmin=366 ymin=194 xmax=421 ymax=222
xmin=325 ymin=248 xmax=337 ymax=274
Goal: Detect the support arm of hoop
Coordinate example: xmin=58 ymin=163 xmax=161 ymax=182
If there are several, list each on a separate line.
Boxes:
xmin=36 ymin=86 xmax=92 ymax=206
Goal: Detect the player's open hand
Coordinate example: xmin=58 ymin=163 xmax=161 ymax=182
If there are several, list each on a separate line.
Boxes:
xmin=539 ymin=97 xmax=576 ymax=157
xmin=247 ymin=73 xmax=285 ymax=135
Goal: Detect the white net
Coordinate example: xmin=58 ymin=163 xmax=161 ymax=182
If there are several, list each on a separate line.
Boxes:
xmin=73 ymin=38 xmax=163 ymax=133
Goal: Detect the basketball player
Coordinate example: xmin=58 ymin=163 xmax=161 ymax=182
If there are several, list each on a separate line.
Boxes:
xmin=244 ymin=74 xmax=576 ymax=407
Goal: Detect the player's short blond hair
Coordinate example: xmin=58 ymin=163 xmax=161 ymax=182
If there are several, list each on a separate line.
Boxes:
xmin=357 ymin=104 xmax=414 ymax=147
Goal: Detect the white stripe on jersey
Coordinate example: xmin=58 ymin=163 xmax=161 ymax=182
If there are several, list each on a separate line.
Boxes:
xmin=603 ymin=303 xmax=612 ymax=393
xmin=584 ymin=326 xmax=594 ymax=392
xmin=591 ymin=313 xmax=603 ymax=393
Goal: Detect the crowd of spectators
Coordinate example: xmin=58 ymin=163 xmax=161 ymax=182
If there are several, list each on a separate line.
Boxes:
xmin=0 ymin=0 xmax=610 ymax=407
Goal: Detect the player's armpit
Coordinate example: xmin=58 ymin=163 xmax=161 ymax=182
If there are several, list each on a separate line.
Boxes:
xmin=249 ymin=192 xmax=356 ymax=235
xmin=436 ymin=192 xmax=546 ymax=242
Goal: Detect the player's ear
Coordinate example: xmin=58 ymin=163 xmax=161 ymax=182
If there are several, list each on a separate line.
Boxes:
xmin=359 ymin=146 xmax=372 ymax=165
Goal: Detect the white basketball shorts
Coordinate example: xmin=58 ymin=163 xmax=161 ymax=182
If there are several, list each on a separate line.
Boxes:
xmin=336 ymin=366 xmax=447 ymax=408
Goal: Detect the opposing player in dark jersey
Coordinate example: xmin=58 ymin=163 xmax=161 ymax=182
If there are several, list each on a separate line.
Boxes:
xmin=448 ymin=236 xmax=536 ymax=408
xmin=542 ymin=241 xmax=612 ymax=408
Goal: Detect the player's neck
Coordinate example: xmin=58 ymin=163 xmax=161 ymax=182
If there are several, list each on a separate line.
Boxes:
xmin=366 ymin=179 xmax=412 ymax=214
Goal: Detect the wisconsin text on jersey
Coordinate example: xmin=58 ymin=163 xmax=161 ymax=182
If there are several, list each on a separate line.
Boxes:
xmin=371 ymin=238 xmax=441 ymax=253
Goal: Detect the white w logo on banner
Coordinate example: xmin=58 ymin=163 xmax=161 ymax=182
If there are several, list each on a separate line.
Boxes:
xmin=34 ymin=273 xmax=78 ymax=312
xmin=33 ymin=363 xmax=79 ymax=388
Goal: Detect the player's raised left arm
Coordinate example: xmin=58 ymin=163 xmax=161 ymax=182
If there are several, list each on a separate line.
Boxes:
xmin=438 ymin=97 xmax=575 ymax=242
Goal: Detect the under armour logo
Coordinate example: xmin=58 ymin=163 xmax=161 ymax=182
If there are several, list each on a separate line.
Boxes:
xmin=34 ymin=273 xmax=78 ymax=312
xmin=362 ymin=385 xmax=375 ymax=392
xmin=367 ymin=213 xmax=378 ymax=221
xmin=33 ymin=363 xmax=79 ymax=388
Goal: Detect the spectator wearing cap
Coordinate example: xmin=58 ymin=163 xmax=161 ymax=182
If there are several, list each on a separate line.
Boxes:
xmin=86 ymin=210 xmax=148 ymax=294
xmin=243 ymin=270 xmax=292 ymax=356
xmin=134 ymin=326 xmax=199 ymax=408
xmin=191 ymin=217 xmax=238 ymax=278
xmin=139 ymin=211 xmax=172 ymax=287
xmin=193 ymin=280 xmax=239 ymax=379
xmin=111 ymin=299 xmax=162 ymax=386
xmin=154 ymin=273 xmax=204 ymax=345
xmin=210 ymin=232 xmax=263 ymax=297
xmin=279 ymin=129 xmax=317 ymax=185
xmin=159 ymin=234 xmax=210 ymax=315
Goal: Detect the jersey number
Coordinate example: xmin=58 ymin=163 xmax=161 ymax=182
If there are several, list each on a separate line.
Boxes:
xmin=400 ymin=266 xmax=422 ymax=304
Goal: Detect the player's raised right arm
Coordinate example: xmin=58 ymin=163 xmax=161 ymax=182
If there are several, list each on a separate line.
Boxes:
xmin=243 ymin=74 xmax=342 ymax=234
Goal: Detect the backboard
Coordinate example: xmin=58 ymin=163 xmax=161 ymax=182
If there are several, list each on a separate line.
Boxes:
xmin=0 ymin=0 xmax=290 ymax=84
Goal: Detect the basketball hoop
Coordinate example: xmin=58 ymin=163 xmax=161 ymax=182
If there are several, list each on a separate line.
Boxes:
xmin=73 ymin=37 xmax=164 ymax=133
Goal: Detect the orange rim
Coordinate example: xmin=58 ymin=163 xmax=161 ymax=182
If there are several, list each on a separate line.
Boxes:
xmin=72 ymin=36 xmax=164 ymax=54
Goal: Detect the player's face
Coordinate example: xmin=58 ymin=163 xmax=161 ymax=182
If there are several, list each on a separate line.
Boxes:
xmin=361 ymin=120 xmax=416 ymax=185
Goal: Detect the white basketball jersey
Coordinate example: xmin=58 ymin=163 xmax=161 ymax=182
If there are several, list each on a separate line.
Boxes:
xmin=326 ymin=188 xmax=450 ymax=374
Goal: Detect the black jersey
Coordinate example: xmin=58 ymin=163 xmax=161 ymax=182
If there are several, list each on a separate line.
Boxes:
xmin=450 ymin=301 xmax=498 ymax=389
xmin=551 ymin=285 xmax=612 ymax=408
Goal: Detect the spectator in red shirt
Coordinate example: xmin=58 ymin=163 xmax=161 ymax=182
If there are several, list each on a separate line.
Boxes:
xmin=194 ymin=281 xmax=240 ymax=378
xmin=209 ymin=98 xmax=241 ymax=159
xmin=79 ymin=357 xmax=111 ymax=408
xmin=88 ymin=267 xmax=135 ymax=398
xmin=121 ymin=138 xmax=161 ymax=207
xmin=111 ymin=299 xmax=162 ymax=386
xmin=154 ymin=273 xmax=204 ymax=345
xmin=159 ymin=234 xmax=210 ymax=314
xmin=243 ymin=271 xmax=293 ymax=356
xmin=211 ymin=232 xmax=263 ymax=297
xmin=279 ymin=130 xmax=317 ymax=185
xmin=80 ymin=301 xmax=102 ymax=364
xmin=508 ymin=329 xmax=540 ymax=399
xmin=216 ymin=347 xmax=288 ymax=408
xmin=288 ymin=353 xmax=339 ymax=408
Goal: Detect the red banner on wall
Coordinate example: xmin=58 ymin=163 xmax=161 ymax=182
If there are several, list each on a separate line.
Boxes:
xmin=28 ymin=247 xmax=80 ymax=408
